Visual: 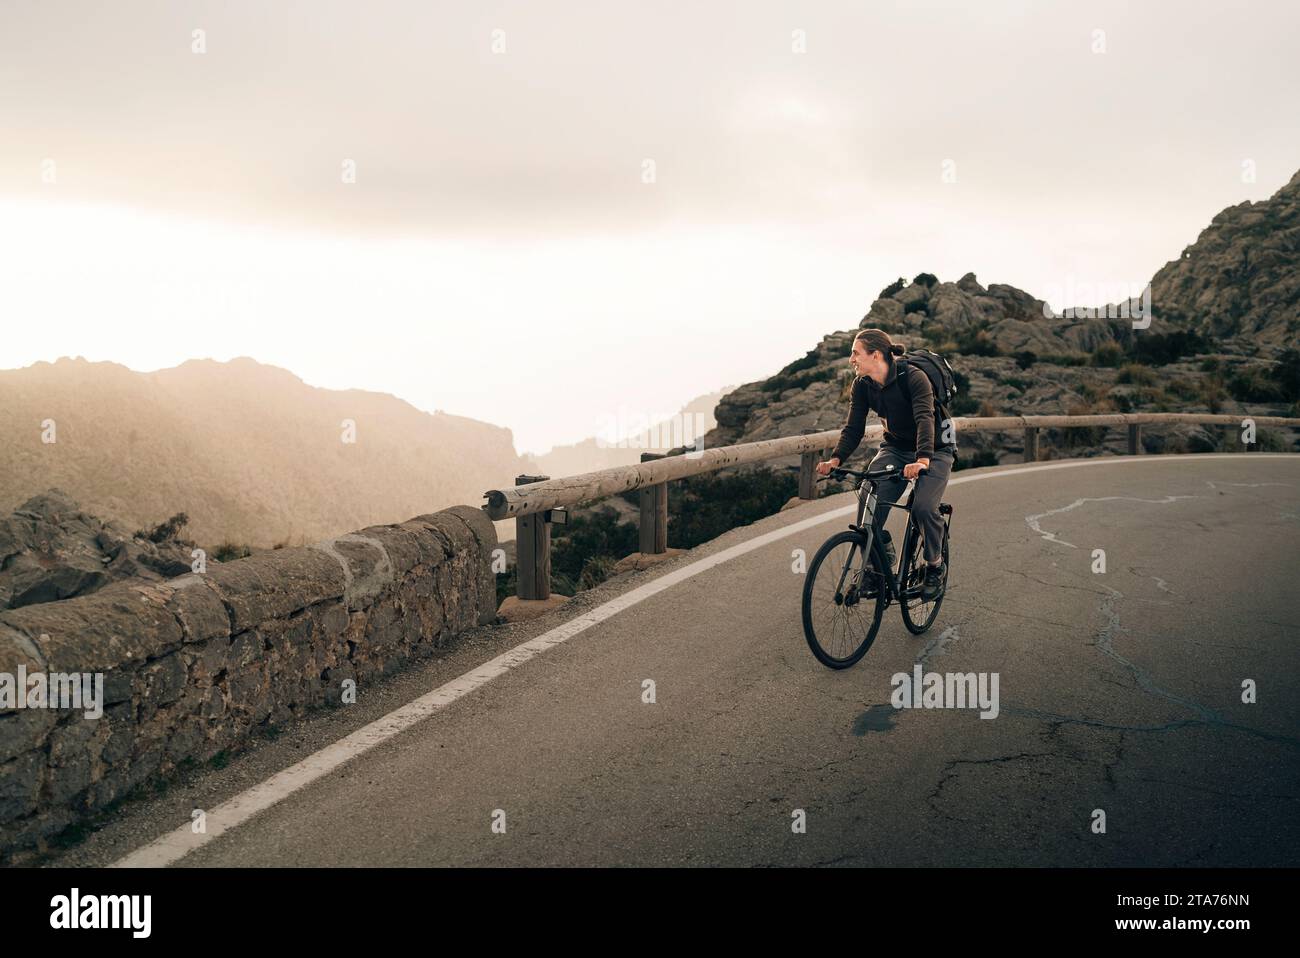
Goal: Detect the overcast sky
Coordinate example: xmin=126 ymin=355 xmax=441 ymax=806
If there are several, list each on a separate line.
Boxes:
xmin=2 ymin=0 xmax=1297 ymax=454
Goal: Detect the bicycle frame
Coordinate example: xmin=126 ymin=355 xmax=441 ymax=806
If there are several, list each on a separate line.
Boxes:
xmin=846 ymin=477 xmax=915 ymax=605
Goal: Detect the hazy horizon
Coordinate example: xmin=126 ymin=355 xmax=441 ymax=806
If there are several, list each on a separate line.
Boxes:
xmin=3 ymin=0 xmax=1298 ymax=454
xmin=0 ymin=347 xmax=735 ymax=458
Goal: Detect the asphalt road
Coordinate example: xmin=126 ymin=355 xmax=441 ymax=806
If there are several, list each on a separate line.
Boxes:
xmin=46 ymin=454 xmax=1300 ymax=867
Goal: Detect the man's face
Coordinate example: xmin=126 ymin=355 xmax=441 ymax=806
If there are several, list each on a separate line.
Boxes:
xmin=850 ymin=341 xmax=887 ymax=383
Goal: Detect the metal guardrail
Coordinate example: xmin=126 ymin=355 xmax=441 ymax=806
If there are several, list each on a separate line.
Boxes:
xmin=485 ymin=412 xmax=1300 ymax=600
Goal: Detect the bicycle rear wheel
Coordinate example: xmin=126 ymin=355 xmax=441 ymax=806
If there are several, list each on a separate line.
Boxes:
xmin=802 ymin=530 xmax=886 ymax=669
xmin=899 ymin=516 xmax=948 ymax=634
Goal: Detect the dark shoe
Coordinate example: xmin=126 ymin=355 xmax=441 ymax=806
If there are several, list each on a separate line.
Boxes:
xmin=921 ymin=561 xmax=946 ymax=601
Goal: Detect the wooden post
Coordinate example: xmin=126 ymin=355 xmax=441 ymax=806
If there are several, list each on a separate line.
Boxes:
xmin=515 ymin=474 xmax=551 ymax=600
xmin=798 ymin=428 xmax=820 ymax=500
xmin=639 ymin=453 xmax=668 ymax=554
xmin=1023 ymin=427 xmax=1039 ymax=463
xmin=1127 ymin=423 xmax=1142 ymax=455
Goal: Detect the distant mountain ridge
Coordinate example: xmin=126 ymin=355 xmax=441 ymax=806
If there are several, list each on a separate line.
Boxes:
xmin=0 ymin=356 xmax=527 ymax=548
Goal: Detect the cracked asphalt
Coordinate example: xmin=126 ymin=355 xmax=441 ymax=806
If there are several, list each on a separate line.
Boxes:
xmin=43 ymin=454 xmax=1300 ymax=867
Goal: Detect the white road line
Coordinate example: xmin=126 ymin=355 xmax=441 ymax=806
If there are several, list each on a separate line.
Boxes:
xmin=1024 ymin=495 xmax=1198 ymax=548
xmin=111 ymin=453 xmax=1296 ymax=866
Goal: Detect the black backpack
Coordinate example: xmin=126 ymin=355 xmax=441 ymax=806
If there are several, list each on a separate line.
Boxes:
xmin=897 ymin=348 xmax=960 ymax=452
xmin=897 ymin=348 xmax=957 ymax=407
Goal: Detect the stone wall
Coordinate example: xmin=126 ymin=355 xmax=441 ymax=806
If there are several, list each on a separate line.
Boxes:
xmin=0 ymin=505 xmax=497 ymax=859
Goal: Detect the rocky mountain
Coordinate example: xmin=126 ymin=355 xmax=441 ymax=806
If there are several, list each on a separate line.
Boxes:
xmin=698 ymin=170 xmax=1300 ymax=468
xmin=0 ymin=489 xmax=199 ymax=609
xmin=0 ymin=357 xmax=526 ymax=549
xmin=1151 ymin=167 xmax=1300 ymax=346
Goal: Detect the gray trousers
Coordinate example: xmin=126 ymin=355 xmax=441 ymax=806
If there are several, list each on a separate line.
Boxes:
xmin=867 ymin=446 xmax=954 ymax=564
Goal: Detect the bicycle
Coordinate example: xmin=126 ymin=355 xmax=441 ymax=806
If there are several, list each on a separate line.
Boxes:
xmin=801 ymin=463 xmax=953 ymax=669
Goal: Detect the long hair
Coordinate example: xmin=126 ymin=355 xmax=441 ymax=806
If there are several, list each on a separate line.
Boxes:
xmin=854 ymin=327 xmax=905 ymax=358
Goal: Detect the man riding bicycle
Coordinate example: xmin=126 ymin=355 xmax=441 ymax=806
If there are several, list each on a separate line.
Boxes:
xmin=815 ymin=328 xmax=957 ymax=601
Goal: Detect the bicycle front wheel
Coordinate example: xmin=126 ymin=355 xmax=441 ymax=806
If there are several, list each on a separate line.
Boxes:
xmin=802 ymin=530 xmax=886 ymax=669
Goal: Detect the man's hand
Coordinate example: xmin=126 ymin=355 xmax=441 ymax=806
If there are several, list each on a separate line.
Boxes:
xmin=816 ymin=457 xmax=841 ymax=476
xmin=903 ymin=458 xmax=930 ymax=480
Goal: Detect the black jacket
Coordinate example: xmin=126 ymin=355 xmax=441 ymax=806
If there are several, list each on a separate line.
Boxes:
xmin=831 ymin=356 xmax=954 ymax=463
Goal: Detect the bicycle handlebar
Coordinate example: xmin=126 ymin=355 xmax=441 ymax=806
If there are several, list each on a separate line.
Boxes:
xmin=817 ymin=463 xmax=927 ymax=483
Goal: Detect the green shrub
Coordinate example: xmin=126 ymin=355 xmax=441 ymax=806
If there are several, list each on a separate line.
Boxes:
xmin=1166 ymin=378 xmax=1202 ymax=401
xmin=880 ymin=277 xmax=906 ymax=298
xmin=576 ymin=554 xmax=620 ymax=591
xmin=139 ymin=512 xmax=190 ymax=544
xmin=1227 ymin=368 xmax=1286 ymax=403
xmin=1130 ymin=329 xmax=1212 ymax=365
xmin=550 ymin=505 xmax=639 ymax=589
xmin=954 ymin=325 xmax=1000 ymax=356
xmin=912 ymin=272 xmax=939 ymax=288
xmin=920 ymin=324 xmax=952 ymax=345
xmin=1201 ymin=379 xmax=1226 ymax=414
xmin=1061 ymin=400 xmax=1112 ymax=446
xmin=213 ymin=542 xmax=252 ymax=562
xmin=1089 ymin=341 xmax=1124 ymax=367
xmin=1115 ymin=363 xmax=1156 ymax=386
xmin=1273 ymin=349 xmax=1300 ymax=401
xmin=1258 ymin=428 xmax=1289 ymax=452
xmin=950 ymin=394 xmax=979 ymax=416
xmin=1258 ymin=429 xmax=1291 ymax=452
xmin=763 ymin=366 xmax=836 ymax=393
xmin=1012 ymin=350 xmax=1036 ymax=370
xmin=1133 ymin=384 xmax=1170 ymax=408
xmin=667 ymin=467 xmax=798 ymax=549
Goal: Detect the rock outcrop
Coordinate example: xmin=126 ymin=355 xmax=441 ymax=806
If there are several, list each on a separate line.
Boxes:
xmin=1150 ymin=168 xmax=1300 ymax=347
xmin=698 ymin=170 xmax=1300 ymax=467
xmin=856 ymin=271 xmax=1131 ymax=358
xmin=0 ymin=490 xmax=200 ymax=610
